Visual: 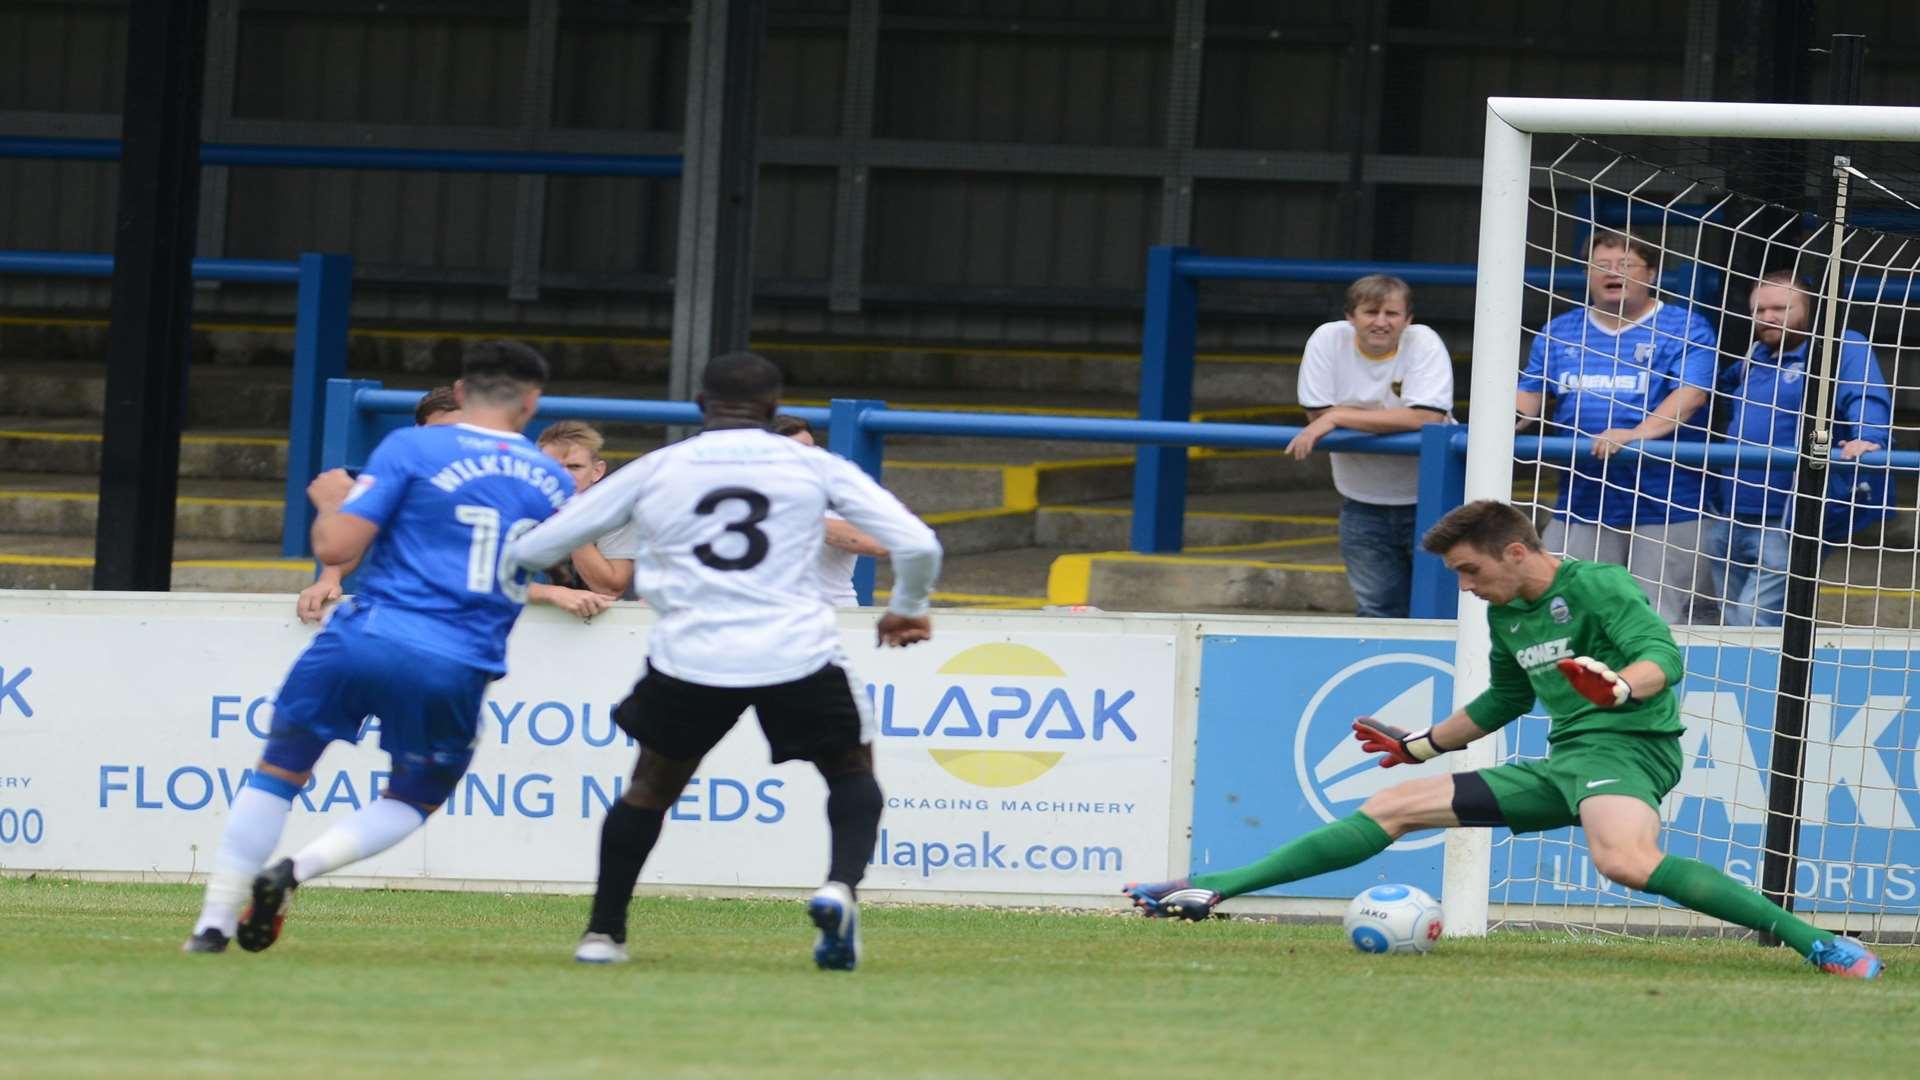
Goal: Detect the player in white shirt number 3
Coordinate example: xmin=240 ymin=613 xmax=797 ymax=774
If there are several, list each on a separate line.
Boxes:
xmin=506 ymin=352 xmax=943 ymax=972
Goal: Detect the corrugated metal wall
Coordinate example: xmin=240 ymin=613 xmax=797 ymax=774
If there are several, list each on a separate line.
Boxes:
xmin=2 ymin=0 xmax=1919 ymax=349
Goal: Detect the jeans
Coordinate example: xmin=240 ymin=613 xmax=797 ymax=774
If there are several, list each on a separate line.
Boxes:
xmin=1705 ymin=517 xmax=1793 ymax=627
xmin=1542 ymin=516 xmax=1713 ymax=625
xmin=1339 ymin=499 xmax=1417 ymax=619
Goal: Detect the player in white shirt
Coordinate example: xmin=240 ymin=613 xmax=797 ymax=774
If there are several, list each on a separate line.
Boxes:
xmin=1285 ymin=275 xmax=1455 ymax=617
xmin=772 ymin=413 xmax=890 ymax=606
xmin=505 ymin=352 xmax=942 ymax=972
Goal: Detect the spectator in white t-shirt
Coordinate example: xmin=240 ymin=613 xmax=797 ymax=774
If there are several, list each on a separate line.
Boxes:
xmin=533 ymin=419 xmax=641 ymax=609
xmin=773 ymin=414 xmax=889 ymax=606
xmin=1285 ymin=275 xmax=1455 ymax=618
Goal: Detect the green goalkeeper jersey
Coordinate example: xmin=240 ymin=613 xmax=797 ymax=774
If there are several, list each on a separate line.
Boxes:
xmin=1463 ymin=559 xmax=1685 ymax=744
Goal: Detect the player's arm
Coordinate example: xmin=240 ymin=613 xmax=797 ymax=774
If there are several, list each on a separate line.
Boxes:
xmin=824 ymin=517 xmax=888 ymax=557
xmin=526 ymin=581 xmax=612 ymax=619
xmin=1357 ymin=635 xmax=1533 ymax=767
xmin=1352 ymin=708 xmax=1496 ymax=768
xmin=1556 ymin=569 xmax=1684 ymax=707
xmin=568 ymin=540 xmax=634 ymax=596
xmin=505 ymin=456 xmax=652 ymax=572
xmin=295 ymin=557 xmax=356 ymax=624
xmin=820 ymin=457 xmax=942 ymax=644
xmin=309 ymin=469 xmax=383 ymax=566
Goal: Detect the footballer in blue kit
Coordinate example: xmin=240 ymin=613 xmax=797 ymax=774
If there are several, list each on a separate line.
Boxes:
xmin=1709 ymin=271 xmax=1892 ymax=625
xmin=1516 ymin=231 xmax=1719 ymax=623
xmin=185 ymin=341 xmax=561 ymax=955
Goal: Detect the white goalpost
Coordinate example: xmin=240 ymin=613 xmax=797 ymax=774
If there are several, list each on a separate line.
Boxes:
xmin=1446 ymin=97 xmax=1920 ymax=941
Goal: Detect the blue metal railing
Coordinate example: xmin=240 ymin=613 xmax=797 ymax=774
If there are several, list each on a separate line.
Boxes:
xmin=1130 ymin=244 xmax=1920 ymax=559
xmin=321 ymin=379 xmax=1920 ymax=615
xmin=1130 ymin=245 xmax=1730 ymax=556
xmin=0 ymin=136 xmax=685 ymax=557
xmin=320 ymin=383 xmax=834 ymax=476
xmin=1169 ymin=254 xmax=1721 ymax=297
xmin=0 ymin=136 xmax=682 ymax=177
xmin=0 ymin=249 xmax=352 ymax=558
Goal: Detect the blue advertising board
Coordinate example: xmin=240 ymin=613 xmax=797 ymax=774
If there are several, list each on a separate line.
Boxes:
xmin=1192 ymin=633 xmax=1920 ymax=913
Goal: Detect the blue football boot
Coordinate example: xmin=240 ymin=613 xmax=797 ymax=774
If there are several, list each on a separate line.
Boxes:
xmin=1122 ymin=878 xmax=1221 ymax=921
xmin=1808 ymin=935 xmax=1883 ymax=979
xmin=808 ymin=882 xmax=861 ymax=972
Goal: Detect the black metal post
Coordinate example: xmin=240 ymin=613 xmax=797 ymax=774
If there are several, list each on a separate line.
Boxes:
xmin=93 ymin=0 xmax=210 ymax=591
xmin=1757 ymin=31 xmax=1866 ymax=938
xmin=667 ymin=0 xmax=767 ymax=429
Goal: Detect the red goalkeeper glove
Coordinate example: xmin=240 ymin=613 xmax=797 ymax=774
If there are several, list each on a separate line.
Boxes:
xmin=1352 ymin=717 xmax=1447 ymax=769
xmin=1556 ymin=656 xmax=1635 ymax=707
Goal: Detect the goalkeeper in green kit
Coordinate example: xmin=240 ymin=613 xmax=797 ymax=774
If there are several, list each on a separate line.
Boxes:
xmin=1124 ymin=499 xmax=1881 ymax=978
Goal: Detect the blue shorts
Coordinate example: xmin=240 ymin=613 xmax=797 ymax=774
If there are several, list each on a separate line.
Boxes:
xmin=264 ymin=605 xmax=488 ymax=803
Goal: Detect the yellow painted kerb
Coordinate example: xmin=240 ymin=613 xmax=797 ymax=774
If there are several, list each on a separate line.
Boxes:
xmin=1048 ymin=548 xmax=1349 ymax=605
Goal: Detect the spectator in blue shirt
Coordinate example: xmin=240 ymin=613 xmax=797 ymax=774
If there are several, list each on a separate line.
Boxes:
xmin=1709 ymin=271 xmax=1893 ymax=626
xmin=1516 ymin=231 xmax=1719 ymax=623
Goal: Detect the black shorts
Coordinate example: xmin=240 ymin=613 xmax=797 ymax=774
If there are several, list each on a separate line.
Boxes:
xmin=613 ymin=661 xmax=872 ymax=764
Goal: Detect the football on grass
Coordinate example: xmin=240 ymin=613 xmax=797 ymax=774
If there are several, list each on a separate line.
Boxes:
xmin=1342 ymin=884 xmax=1442 ymax=954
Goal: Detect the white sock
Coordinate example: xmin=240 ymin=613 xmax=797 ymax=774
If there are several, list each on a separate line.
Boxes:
xmin=290 ymin=797 xmax=427 ymax=883
xmin=194 ymin=785 xmax=293 ymax=936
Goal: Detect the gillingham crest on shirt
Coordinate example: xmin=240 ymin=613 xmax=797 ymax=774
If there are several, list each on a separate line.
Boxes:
xmin=1291 ymin=653 xmax=1491 ymax=851
xmin=1550 ymin=596 xmax=1572 ymax=624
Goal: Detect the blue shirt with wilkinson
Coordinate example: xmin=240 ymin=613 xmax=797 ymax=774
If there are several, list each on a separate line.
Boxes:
xmin=335 ymin=422 xmax=569 ymax=675
xmin=1523 ymin=303 xmax=1718 ymax=527
xmin=1717 ymin=328 xmax=1892 ymax=539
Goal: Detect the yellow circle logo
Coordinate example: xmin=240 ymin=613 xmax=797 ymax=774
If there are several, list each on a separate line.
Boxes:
xmin=926 ymin=643 xmax=1067 ymax=788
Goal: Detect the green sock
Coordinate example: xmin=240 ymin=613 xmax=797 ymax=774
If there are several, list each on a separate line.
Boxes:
xmin=1191 ymin=812 xmax=1393 ymax=900
xmin=1644 ymin=855 xmax=1833 ymax=957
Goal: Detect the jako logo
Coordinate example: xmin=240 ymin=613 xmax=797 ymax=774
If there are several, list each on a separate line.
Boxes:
xmin=871 ymin=642 xmax=1137 ymax=788
xmin=1292 ymin=652 xmax=1489 ymax=852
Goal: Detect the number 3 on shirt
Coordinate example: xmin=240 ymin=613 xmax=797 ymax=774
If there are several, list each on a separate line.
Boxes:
xmin=455 ymin=504 xmax=540 ymax=601
xmin=694 ymin=486 xmax=770 ymax=571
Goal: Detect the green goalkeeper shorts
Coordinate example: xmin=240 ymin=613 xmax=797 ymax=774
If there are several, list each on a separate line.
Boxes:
xmin=1456 ymin=731 xmax=1684 ymax=835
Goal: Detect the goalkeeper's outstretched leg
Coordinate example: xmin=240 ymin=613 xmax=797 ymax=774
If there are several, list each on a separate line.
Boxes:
xmin=1581 ymin=794 xmax=1881 ymax=978
xmin=1123 ymin=500 xmax=1884 ymax=979
xmin=1124 ymin=773 xmax=1460 ymax=919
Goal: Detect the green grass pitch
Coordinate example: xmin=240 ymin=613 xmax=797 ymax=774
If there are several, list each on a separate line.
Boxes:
xmin=1 ymin=877 xmax=1910 ymax=1078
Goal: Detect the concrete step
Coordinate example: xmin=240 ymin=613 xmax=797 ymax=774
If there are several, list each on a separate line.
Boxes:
xmin=0 ymin=358 xmax=1318 ymax=427
xmin=1 ymin=319 xmax=1338 ymax=400
xmin=0 ymin=363 xmax=297 ymax=427
xmin=0 ymin=531 xmax=311 ymax=592
xmin=1048 ymin=534 xmax=1356 ymax=613
xmin=0 ymin=472 xmax=283 ymax=542
xmin=874 ymin=545 xmax=1080 ymax=609
xmin=1034 ymin=491 xmax=1343 ymax=549
xmin=0 ymin=417 xmax=288 ymax=480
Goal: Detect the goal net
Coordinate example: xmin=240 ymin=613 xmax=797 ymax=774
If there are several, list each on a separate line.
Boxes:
xmin=1453 ymin=99 xmax=1920 ymax=944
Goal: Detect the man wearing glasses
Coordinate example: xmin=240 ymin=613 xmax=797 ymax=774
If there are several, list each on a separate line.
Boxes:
xmin=1514 ymin=231 xmax=1719 ymax=623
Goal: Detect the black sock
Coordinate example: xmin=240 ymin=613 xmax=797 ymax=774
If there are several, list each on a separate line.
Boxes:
xmin=824 ymin=769 xmax=883 ymax=895
xmin=586 ymin=801 xmax=665 ymax=941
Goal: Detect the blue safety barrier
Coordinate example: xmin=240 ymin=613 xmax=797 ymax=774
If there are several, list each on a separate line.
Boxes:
xmin=1131 ymin=246 xmax=1732 ymax=557
xmin=0 ymin=248 xmax=352 ymax=558
xmin=1133 ymin=245 xmax=1913 ymax=565
xmin=322 ymin=382 xmax=1920 ymax=616
xmin=0 ymin=136 xmax=682 ymax=177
